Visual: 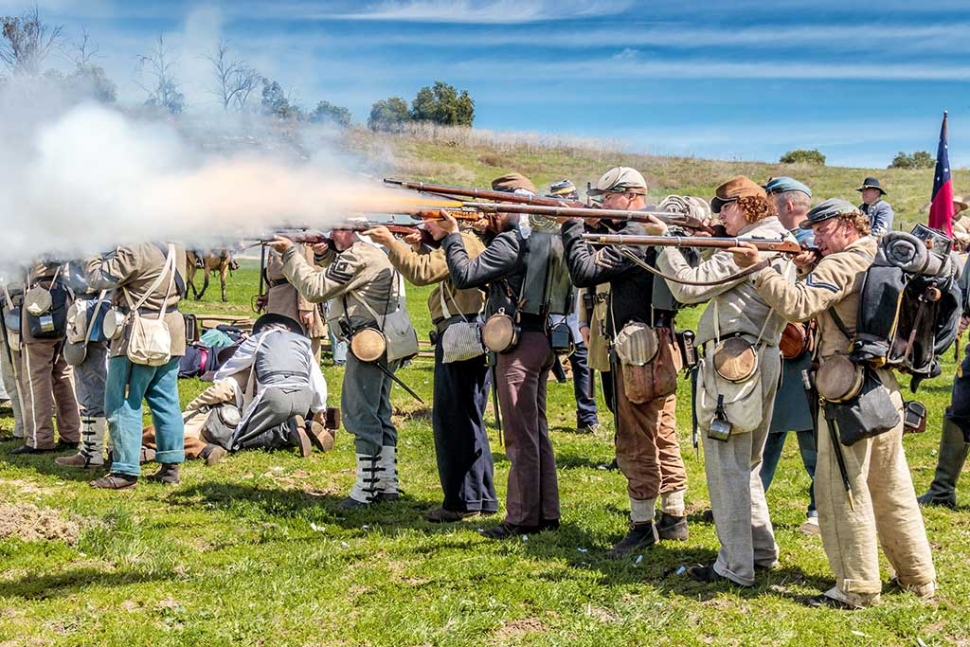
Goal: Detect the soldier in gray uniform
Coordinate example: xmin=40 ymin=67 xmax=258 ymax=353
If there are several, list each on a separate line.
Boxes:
xmin=270 ymin=229 xmax=415 ymax=508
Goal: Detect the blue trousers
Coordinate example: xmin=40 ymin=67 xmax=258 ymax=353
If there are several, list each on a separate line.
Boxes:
xmin=105 ymin=355 xmax=184 ymax=476
xmin=568 ymin=341 xmax=599 ymax=428
xmin=342 ymin=353 xmax=400 ymax=457
xmin=432 ymin=343 xmax=497 ymax=513
xmin=760 ymin=429 xmax=818 ymax=517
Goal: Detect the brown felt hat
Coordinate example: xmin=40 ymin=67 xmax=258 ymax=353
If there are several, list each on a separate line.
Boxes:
xmin=491 ymin=173 xmax=537 ymax=196
xmin=711 ymin=175 xmax=766 ymax=214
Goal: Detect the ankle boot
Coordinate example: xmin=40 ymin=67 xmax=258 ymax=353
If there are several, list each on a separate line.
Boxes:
xmin=146 ymin=463 xmax=180 ymax=485
xmin=56 ymin=416 xmax=107 ymax=468
xmin=918 ymin=419 xmax=969 ymax=508
xmin=340 ymin=453 xmax=381 ymax=509
xmin=375 ymin=445 xmax=399 ymax=501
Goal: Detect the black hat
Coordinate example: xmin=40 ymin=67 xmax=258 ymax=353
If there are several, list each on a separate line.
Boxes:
xmin=856 ymin=177 xmax=887 ymax=195
xmin=252 ymin=313 xmax=305 ymax=336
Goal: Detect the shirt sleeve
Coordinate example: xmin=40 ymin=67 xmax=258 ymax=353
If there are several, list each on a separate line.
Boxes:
xmin=386 ymin=239 xmax=449 ymax=286
xmin=213 ymin=334 xmax=259 ymax=381
xmin=308 ymin=361 xmax=328 ymax=413
xmin=560 ymin=220 xmax=646 ymax=288
xmin=282 ymin=245 xmax=366 ymax=303
xmin=84 ymin=248 xmax=138 ymax=290
xmin=443 ymin=231 xmax=521 ymax=290
xmin=752 ymin=254 xmax=857 ymax=323
xmin=655 ymin=247 xmax=750 ymax=304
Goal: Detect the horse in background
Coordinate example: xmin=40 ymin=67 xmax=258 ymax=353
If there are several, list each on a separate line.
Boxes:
xmin=186 ymin=250 xmax=239 ymax=302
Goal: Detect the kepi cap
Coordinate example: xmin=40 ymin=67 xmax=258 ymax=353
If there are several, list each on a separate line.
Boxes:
xmin=799 ymin=198 xmax=860 ymax=230
xmin=856 ymin=177 xmax=887 ymax=195
xmin=491 ymin=173 xmax=537 ymax=196
xmin=764 ymin=176 xmax=812 ymax=198
xmin=588 ymin=167 xmax=647 ymax=196
xmin=711 ymin=176 xmax=766 ymax=214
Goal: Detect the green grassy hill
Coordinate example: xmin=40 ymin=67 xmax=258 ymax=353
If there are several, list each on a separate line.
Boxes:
xmin=357 ymin=126 xmax=968 ymax=233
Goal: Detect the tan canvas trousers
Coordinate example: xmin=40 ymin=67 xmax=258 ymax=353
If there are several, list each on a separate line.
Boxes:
xmin=0 ymin=336 xmax=24 ymax=437
xmin=703 ymin=347 xmax=781 ymax=586
xmin=816 ymin=369 xmax=935 ymax=605
xmin=21 ymin=339 xmax=80 ymax=449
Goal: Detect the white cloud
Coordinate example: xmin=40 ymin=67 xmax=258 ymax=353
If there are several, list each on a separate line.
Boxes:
xmin=325 ymin=0 xmax=632 ymax=24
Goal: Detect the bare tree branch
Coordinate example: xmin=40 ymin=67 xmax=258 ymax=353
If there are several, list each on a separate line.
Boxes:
xmin=137 ymin=33 xmax=184 ymax=114
xmin=66 ymin=26 xmax=99 ymax=67
xmin=205 ymin=38 xmax=260 ymax=112
xmin=0 ymin=5 xmax=63 ymax=76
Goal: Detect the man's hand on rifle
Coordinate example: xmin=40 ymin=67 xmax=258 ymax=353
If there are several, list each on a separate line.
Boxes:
xmin=311 ymin=240 xmax=330 ymax=256
xmin=727 ymin=242 xmax=762 ymax=268
xmin=268 ymin=235 xmax=295 ymax=254
xmin=637 ymin=214 xmax=668 ymax=236
xmin=432 ymin=210 xmax=459 ymax=238
xmin=792 ymin=249 xmax=820 ymax=271
xmin=363 ymin=226 xmax=395 ymax=248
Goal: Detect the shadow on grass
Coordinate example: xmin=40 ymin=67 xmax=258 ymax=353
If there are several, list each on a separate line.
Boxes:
xmin=0 ymin=567 xmax=171 ymax=600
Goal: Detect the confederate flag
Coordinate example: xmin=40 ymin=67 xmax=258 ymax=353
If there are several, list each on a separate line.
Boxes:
xmin=929 ymin=111 xmax=954 ymax=238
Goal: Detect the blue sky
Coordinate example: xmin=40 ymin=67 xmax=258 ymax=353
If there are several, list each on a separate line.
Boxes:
xmin=3 ymin=0 xmax=969 ymax=168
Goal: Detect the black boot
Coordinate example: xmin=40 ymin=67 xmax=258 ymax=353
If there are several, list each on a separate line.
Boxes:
xmin=145 ymin=463 xmax=180 ymax=485
xmin=656 ymin=513 xmax=689 ymax=541
xmin=606 ymin=522 xmax=657 ymax=558
xmin=918 ymin=419 xmax=968 ymax=508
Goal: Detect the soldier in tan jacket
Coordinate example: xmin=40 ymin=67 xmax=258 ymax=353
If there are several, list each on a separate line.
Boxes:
xmin=11 ymin=260 xmax=81 ymax=454
xmin=263 ymin=244 xmax=327 ymax=358
xmin=83 ymin=243 xmax=188 ymax=489
xmin=367 ymin=223 xmax=497 ymax=522
xmin=271 ymin=229 xmax=416 ymax=508
xmin=730 ymin=198 xmax=936 ymax=609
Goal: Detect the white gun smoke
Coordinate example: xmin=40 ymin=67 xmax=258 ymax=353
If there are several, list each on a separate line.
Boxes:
xmin=0 ymin=89 xmax=411 ymax=277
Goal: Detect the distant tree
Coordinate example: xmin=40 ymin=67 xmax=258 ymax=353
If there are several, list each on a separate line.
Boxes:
xmin=207 ymin=39 xmax=261 ymax=112
xmin=309 ymin=100 xmax=351 ymax=127
xmin=261 ymin=78 xmax=302 ymax=119
xmin=779 ymin=148 xmax=825 ymax=165
xmin=65 ymin=28 xmax=115 ymax=103
xmin=368 ymin=96 xmax=410 ymax=132
xmin=0 ymin=7 xmax=62 ymax=76
xmin=138 ymin=34 xmax=184 ymax=114
xmin=67 ymin=64 xmax=116 ymax=102
xmin=410 ymin=81 xmax=474 ymax=126
xmin=889 ymin=150 xmax=934 ymax=169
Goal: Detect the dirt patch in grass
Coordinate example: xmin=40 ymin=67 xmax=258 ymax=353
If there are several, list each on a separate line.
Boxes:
xmin=494 ymin=618 xmax=546 ymax=640
xmin=0 ymin=502 xmax=82 ymax=545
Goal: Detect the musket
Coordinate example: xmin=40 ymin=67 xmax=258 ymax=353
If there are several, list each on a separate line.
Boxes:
xmin=459 ymin=201 xmax=716 ymax=234
xmin=581 ymin=233 xmax=805 ymax=255
xmin=384 ymin=177 xmax=717 ymax=234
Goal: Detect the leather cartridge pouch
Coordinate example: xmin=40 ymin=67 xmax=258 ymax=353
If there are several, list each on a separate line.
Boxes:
xmin=821 ymin=364 xmax=900 ymax=446
xmin=349 ymin=327 xmax=387 ymax=363
xmin=482 ymin=308 xmax=520 ymax=353
xmin=902 ymin=400 xmax=927 ymax=434
xmin=614 ymin=322 xmax=681 ymax=404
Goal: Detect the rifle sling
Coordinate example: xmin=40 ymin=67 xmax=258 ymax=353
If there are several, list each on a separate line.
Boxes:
xmin=616 ymin=246 xmax=770 ymax=287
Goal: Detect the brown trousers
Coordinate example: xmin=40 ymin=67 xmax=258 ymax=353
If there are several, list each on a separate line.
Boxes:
xmin=496 ymin=331 xmax=559 ymax=527
xmin=20 ymin=339 xmax=80 ymax=449
xmin=143 ymin=426 xmax=208 ymax=460
xmin=614 ymin=368 xmax=685 ymax=501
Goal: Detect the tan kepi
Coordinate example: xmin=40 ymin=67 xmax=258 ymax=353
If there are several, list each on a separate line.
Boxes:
xmin=482 ymin=309 xmax=519 ymax=353
xmin=350 ymin=328 xmax=387 ymax=363
xmin=816 ymin=355 xmax=864 ymax=402
xmin=713 ymin=336 xmax=759 ymax=383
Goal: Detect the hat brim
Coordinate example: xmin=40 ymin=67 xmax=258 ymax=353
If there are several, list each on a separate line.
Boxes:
xmin=711 ymin=196 xmax=736 ymax=214
xmin=799 ymin=213 xmax=840 ymax=230
xmin=856 ymin=185 xmax=887 ymax=195
xmin=252 ymin=313 xmax=305 ymax=336
xmin=954 ymin=199 xmax=969 ymax=213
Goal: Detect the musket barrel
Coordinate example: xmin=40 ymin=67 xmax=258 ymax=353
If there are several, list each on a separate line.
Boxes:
xmin=580 ymin=233 xmax=803 ymax=254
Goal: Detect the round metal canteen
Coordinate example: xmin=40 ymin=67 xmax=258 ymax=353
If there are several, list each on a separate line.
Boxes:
xmin=350 ymin=328 xmax=387 ymax=363
xmin=482 ymin=312 xmax=519 ymax=353
xmin=713 ymin=337 xmax=759 ymax=383
xmin=816 ymin=355 xmax=864 ymax=403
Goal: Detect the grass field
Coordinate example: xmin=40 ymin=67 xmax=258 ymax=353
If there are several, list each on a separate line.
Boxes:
xmin=1 ymin=260 xmax=969 ymax=647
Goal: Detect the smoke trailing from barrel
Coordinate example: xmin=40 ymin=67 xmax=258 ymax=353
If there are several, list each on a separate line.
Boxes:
xmin=0 ymin=90 xmax=438 ymax=277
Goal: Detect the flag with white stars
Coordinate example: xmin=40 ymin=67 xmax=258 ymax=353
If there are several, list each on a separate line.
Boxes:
xmin=929 ymin=111 xmax=954 ymax=238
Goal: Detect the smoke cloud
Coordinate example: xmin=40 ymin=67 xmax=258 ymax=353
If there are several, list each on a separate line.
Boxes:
xmin=0 ymin=81 xmax=413 ymax=276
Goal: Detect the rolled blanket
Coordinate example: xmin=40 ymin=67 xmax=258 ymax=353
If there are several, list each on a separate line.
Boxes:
xmin=660 ymin=195 xmax=712 ymax=221
xmin=880 ymin=231 xmax=943 ymax=276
